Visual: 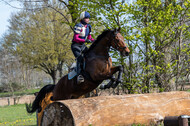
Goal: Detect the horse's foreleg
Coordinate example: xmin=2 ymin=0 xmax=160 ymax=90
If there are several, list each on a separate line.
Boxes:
xmin=112 ymin=65 xmax=123 ymax=88
xmin=100 ymin=66 xmax=122 ymax=89
xmin=100 ymin=76 xmax=116 ymax=89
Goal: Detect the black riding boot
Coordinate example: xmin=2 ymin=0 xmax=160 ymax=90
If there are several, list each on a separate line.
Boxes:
xmin=76 ymin=55 xmax=84 ymax=83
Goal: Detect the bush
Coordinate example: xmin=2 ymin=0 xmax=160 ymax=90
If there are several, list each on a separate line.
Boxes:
xmin=0 ymin=82 xmax=24 ymax=93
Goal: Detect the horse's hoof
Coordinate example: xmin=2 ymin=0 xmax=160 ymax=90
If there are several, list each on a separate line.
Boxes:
xmin=100 ymin=84 xmax=106 ymax=90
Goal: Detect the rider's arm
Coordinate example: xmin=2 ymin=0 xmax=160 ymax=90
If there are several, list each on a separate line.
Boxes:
xmin=87 ymin=34 xmax=94 ymax=41
xmin=73 ymin=33 xmax=85 ymax=43
xmin=87 ymin=24 xmax=94 ymax=41
xmin=73 ymin=23 xmax=86 ymax=43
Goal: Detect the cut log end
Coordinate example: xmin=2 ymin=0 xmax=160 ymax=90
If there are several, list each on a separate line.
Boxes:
xmin=41 ymin=102 xmax=75 ymax=126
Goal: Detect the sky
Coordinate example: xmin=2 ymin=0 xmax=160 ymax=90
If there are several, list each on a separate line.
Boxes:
xmin=0 ymin=0 xmax=21 ymax=38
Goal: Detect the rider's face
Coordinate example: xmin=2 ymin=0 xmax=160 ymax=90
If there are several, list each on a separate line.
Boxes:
xmin=83 ymin=18 xmax=90 ymax=24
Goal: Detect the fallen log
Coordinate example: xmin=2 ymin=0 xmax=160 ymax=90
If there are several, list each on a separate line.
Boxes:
xmin=41 ymin=91 xmax=190 ymax=126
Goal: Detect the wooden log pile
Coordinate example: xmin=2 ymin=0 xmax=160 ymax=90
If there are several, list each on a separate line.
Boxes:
xmin=41 ymin=91 xmax=190 ymax=126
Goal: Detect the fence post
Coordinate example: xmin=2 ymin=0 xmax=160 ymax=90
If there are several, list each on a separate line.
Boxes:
xmin=7 ymin=97 xmax=10 ymax=106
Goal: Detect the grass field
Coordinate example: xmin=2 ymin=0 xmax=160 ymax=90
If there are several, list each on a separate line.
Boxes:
xmin=0 ymin=104 xmax=36 ymax=126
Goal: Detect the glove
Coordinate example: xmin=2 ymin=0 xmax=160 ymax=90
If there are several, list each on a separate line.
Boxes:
xmin=85 ymin=39 xmax=92 ymax=43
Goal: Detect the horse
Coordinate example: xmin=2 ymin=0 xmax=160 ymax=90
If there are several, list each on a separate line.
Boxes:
xmin=26 ymin=28 xmax=130 ymax=125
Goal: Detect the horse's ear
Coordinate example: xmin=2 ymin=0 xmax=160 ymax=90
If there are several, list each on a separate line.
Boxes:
xmin=113 ymin=28 xmax=117 ymax=33
xmin=118 ymin=27 xmax=121 ymax=32
xmin=113 ymin=27 xmax=121 ymax=33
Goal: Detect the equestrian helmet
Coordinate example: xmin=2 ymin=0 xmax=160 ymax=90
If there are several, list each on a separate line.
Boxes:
xmin=80 ymin=11 xmax=90 ymax=19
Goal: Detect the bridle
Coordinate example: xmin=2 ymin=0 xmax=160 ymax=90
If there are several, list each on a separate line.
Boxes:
xmin=111 ymin=31 xmax=127 ymax=52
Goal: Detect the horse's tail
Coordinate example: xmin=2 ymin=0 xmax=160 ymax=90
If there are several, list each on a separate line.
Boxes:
xmin=25 ymin=84 xmax=55 ymax=114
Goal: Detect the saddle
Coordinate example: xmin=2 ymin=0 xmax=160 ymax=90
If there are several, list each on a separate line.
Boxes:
xmin=68 ymin=45 xmax=98 ymax=83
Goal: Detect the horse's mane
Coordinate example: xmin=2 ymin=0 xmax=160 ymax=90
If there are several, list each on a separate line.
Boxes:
xmin=87 ymin=29 xmax=112 ymax=53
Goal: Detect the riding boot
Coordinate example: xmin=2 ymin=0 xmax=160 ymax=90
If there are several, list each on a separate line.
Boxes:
xmin=76 ymin=55 xmax=84 ymax=84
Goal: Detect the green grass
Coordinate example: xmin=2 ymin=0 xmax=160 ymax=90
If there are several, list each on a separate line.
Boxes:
xmin=0 ymin=88 xmax=40 ymax=97
xmin=0 ymin=104 xmax=36 ymax=126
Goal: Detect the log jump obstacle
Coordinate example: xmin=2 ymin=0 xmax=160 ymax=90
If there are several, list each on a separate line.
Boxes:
xmin=38 ymin=91 xmax=190 ymax=126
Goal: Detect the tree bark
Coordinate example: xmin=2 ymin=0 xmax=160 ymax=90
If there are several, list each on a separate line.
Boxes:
xmin=41 ymin=91 xmax=190 ymax=126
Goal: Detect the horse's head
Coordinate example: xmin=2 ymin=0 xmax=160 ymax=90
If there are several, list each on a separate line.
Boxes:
xmin=110 ymin=28 xmax=130 ymax=56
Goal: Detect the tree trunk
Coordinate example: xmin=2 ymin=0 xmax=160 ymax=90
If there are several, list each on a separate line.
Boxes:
xmin=175 ymin=14 xmax=183 ymax=90
xmin=50 ymin=70 xmax=57 ymax=84
xmin=143 ymin=1 xmax=150 ymax=93
xmin=41 ymin=91 xmax=190 ymax=126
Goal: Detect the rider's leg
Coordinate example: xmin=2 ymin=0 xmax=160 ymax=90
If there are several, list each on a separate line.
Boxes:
xmin=71 ymin=43 xmax=81 ymax=58
xmin=71 ymin=43 xmax=84 ymax=83
xmin=76 ymin=55 xmax=83 ymax=75
xmin=76 ymin=55 xmax=84 ymax=83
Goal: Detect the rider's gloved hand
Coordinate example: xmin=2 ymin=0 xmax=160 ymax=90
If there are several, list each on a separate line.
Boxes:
xmin=85 ymin=39 xmax=93 ymax=43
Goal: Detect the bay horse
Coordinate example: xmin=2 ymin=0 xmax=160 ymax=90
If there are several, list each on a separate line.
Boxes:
xmin=26 ymin=28 xmax=130 ymax=125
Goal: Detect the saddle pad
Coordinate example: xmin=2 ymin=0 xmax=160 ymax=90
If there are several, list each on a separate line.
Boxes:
xmin=68 ymin=69 xmax=77 ymax=80
xmin=70 ymin=62 xmax=76 ymax=69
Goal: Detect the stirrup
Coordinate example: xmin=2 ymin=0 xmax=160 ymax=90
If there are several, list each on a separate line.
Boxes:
xmin=77 ymin=75 xmax=84 ymax=84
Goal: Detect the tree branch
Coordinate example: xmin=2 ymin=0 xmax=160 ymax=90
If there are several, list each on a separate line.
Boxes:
xmin=47 ymin=4 xmax=74 ymax=32
xmin=109 ymin=0 xmax=120 ymax=27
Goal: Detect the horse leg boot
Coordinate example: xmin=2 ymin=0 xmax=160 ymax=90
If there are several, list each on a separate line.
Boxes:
xmin=76 ymin=55 xmax=84 ymax=84
xmin=112 ymin=65 xmax=123 ymax=88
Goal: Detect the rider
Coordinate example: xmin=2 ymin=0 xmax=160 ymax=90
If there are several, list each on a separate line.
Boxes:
xmin=71 ymin=11 xmax=94 ymax=83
